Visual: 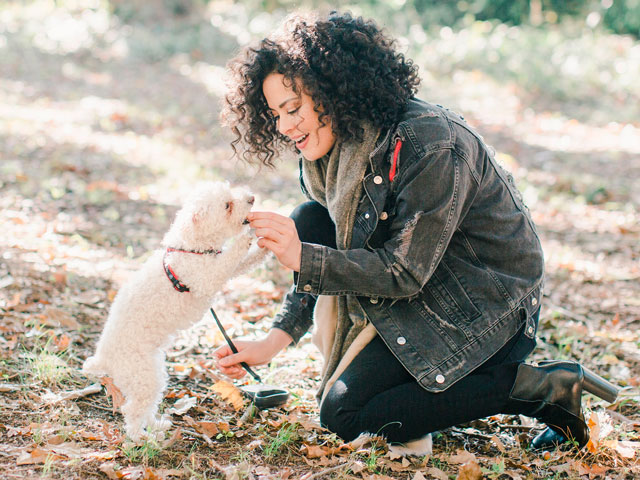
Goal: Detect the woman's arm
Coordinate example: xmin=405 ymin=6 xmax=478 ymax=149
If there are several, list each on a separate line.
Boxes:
xmin=297 ymin=148 xmax=479 ymax=298
xmin=214 ymin=328 xmax=293 ymax=379
xmin=252 ymin=148 xmax=480 ymax=299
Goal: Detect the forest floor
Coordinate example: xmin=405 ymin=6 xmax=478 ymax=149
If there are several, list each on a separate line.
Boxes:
xmin=1 ymin=2 xmax=639 ymax=479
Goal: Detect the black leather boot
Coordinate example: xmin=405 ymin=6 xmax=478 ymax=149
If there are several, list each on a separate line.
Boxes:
xmin=507 ymin=361 xmax=618 ymax=450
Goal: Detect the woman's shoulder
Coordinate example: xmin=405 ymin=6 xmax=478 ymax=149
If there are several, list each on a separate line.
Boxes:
xmin=394 ymin=98 xmax=456 ymax=154
xmin=395 ymin=98 xmax=482 ymax=158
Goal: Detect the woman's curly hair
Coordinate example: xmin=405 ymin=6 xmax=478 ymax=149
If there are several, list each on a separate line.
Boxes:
xmin=222 ymin=11 xmax=420 ymax=167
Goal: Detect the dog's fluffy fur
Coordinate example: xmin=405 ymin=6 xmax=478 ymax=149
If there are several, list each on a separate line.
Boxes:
xmin=83 ymin=181 xmax=265 ymax=440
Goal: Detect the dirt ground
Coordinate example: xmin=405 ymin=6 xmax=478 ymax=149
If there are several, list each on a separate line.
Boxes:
xmin=1 ymin=2 xmax=639 ymax=479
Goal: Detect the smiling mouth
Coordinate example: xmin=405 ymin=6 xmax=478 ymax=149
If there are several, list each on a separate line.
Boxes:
xmin=294 ymin=134 xmax=309 ymax=146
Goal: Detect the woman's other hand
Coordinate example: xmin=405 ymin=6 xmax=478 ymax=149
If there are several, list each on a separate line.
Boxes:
xmin=248 ymin=211 xmax=302 ymax=271
xmin=214 ymin=328 xmax=292 ymax=379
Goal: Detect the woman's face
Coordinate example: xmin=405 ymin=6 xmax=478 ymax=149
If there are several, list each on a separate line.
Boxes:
xmin=262 ymin=73 xmax=336 ymax=161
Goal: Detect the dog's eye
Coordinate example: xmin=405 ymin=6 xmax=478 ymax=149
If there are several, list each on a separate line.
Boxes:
xmin=225 ymin=201 xmax=233 ymax=213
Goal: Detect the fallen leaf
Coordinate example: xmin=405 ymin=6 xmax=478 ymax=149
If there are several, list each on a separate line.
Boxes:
xmin=491 ymin=434 xmax=506 ymax=453
xmin=449 ymin=449 xmax=476 ymax=465
xmin=16 ymin=447 xmax=62 ymax=465
xmin=424 ymin=467 xmax=448 ymax=480
xmin=166 ymin=395 xmax=197 ymax=415
xmin=41 ymin=306 xmax=80 ymax=329
xmin=301 ymin=443 xmax=334 ymax=459
xmin=210 ymin=381 xmax=245 ymax=411
xmin=101 ymin=377 xmax=125 ymax=413
xmin=99 ymin=462 xmax=123 ymax=479
xmin=53 ymin=334 xmax=71 ymax=351
xmin=82 ymin=450 xmax=118 ymax=460
xmin=72 ymin=290 xmax=103 ymax=305
xmin=457 ymin=460 xmax=483 ymax=480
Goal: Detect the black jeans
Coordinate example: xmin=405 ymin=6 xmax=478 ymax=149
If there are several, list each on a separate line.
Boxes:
xmin=292 ymin=201 xmax=537 ymax=443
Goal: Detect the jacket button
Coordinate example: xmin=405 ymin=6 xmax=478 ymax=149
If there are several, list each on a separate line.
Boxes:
xmin=303 ymin=284 xmax=312 ymax=292
xmin=373 ymin=175 xmax=383 ymax=185
xmin=396 ymin=336 xmax=406 ymax=345
xmin=436 ymin=374 xmax=445 ymax=384
xmin=527 ymin=325 xmax=534 ymax=334
xmin=532 ymin=297 xmax=538 ymax=306
xmin=370 ymin=297 xmax=378 ymax=304
xmin=379 ymin=211 xmax=388 ymax=220
xmin=364 ymin=213 xmax=370 ymax=219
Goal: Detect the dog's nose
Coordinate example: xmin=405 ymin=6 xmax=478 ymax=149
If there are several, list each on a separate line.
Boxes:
xmin=248 ymin=196 xmax=255 ymax=205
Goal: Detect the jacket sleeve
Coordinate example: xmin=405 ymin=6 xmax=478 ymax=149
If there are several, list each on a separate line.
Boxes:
xmin=295 ymin=147 xmax=479 ymax=299
xmin=271 ymin=285 xmax=316 ymax=344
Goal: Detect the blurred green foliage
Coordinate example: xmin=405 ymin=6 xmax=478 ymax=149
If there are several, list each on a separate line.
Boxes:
xmin=196 ymin=0 xmax=640 ymax=37
xmin=108 ymin=0 xmax=640 ymax=37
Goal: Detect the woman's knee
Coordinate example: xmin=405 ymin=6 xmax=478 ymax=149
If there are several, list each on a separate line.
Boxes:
xmin=319 ymin=381 xmax=361 ymax=441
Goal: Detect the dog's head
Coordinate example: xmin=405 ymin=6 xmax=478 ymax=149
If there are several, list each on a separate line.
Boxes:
xmin=162 ymin=182 xmax=255 ymax=250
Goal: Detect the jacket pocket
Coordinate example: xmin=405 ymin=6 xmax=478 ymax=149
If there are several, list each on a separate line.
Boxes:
xmin=407 ymin=299 xmax=469 ymax=350
xmin=425 ymin=261 xmax=482 ymax=324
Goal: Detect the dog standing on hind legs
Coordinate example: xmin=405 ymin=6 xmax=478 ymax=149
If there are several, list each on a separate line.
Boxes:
xmin=83 ymin=181 xmax=267 ymax=441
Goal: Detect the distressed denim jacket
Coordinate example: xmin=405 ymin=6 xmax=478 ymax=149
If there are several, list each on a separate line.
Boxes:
xmin=272 ymin=98 xmax=545 ymax=392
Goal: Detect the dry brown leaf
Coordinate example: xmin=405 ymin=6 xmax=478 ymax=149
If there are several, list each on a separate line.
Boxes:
xmin=449 ymin=449 xmax=476 ymax=465
xmin=101 ymin=377 xmax=125 ymax=413
xmin=457 ymin=461 xmax=483 ymax=480
xmin=82 ymin=450 xmax=118 ymax=461
xmin=16 ymin=447 xmax=62 ymax=465
xmin=576 ymin=461 xmax=607 ymax=478
xmin=210 ymin=380 xmax=245 ymax=411
xmin=41 ymin=306 xmax=80 ymax=329
xmin=586 ymin=411 xmax=601 ymax=454
xmin=301 ymin=443 xmax=334 ymax=459
xmin=195 ymin=421 xmax=219 ymax=438
xmin=72 ymin=290 xmax=103 ymax=305
xmin=490 ymin=434 xmax=506 ymax=453
xmin=424 ymin=467 xmax=448 ymax=480
xmin=99 ymin=462 xmax=124 ymax=479
xmin=603 ymin=439 xmax=639 ymax=458
xmin=505 ymin=470 xmax=523 ymax=480
xmin=53 ymin=333 xmax=71 ymax=351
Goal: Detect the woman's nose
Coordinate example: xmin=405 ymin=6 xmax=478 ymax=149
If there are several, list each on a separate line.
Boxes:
xmin=277 ymin=115 xmax=294 ymax=136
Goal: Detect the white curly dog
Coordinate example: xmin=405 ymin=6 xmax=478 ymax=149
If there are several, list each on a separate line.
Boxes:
xmin=83 ymin=181 xmax=265 ymax=440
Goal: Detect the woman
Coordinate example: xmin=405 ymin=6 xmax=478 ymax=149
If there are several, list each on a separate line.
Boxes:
xmin=215 ymin=11 xmax=617 ymax=450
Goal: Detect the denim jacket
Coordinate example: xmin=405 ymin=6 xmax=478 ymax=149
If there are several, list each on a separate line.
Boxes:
xmin=273 ymin=98 xmax=544 ymax=392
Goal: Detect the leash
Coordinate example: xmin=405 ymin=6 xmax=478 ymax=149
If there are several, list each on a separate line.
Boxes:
xmin=210 ymin=307 xmax=262 ymax=383
xmin=211 ymin=306 xmax=289 ymax=408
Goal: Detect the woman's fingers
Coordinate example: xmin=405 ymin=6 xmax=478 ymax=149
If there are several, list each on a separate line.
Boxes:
xmin=248 ymin=211 xmax=302 ymax=271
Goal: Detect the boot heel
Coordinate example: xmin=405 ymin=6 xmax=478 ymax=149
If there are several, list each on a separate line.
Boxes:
xmin=582 ymin=367 xmax=618 ymax=403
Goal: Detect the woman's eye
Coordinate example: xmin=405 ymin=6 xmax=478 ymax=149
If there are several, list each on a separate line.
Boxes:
xmin=287 ymin=108 xmax=300 ymax=115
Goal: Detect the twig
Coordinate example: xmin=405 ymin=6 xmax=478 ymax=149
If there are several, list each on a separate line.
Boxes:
xmin=166 ymin=345 xmax=197 ymax=359
xmin=45 ymin=383 xmax=103 ymax=404
xmin=300 ymin=462 xmax=352 ymax=480
xmin=0 ymin=384 xmax=23 ymax=393
xmin=77 ymin=399 xmax=118 ymax=413
xmin=498 ymin=424 xmax=536 ymax=431
xmin=449 ymin=428 xmax=494 ymax=440
xmin=182 ymin=427 xmax=215 ymax=447
xmin=542 ymin=302 xmax=591 ymax=324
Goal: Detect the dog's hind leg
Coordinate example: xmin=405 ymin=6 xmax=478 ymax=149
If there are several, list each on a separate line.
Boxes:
xmin=116 ymin=351 xmax=170 ymax=441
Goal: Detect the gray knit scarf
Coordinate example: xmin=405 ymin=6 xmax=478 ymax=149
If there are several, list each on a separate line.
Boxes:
xmin=301 ymin=123 xmax=381 ymax=399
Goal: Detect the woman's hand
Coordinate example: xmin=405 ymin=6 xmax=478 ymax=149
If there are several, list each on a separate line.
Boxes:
xmin=214 ymin=329 xmax=292 ymax=379
xmin=248 ymin=211 xmax=302 ymax=272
